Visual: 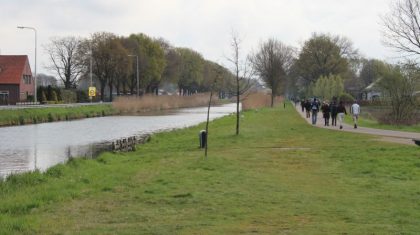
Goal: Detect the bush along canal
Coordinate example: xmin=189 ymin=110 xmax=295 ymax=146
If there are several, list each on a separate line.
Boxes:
xmin=0 ymin=104 xmax=116 ymax=127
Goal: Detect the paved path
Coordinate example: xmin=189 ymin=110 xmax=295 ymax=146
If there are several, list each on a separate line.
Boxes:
xmin=293 ymin=104 xmax=420 ymax=146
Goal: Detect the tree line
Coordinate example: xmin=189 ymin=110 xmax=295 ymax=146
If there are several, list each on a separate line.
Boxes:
xmin=42 ymin=0 xmax=420 ymax=126
xmin=44 ymin=32 xmax=233 ymax=101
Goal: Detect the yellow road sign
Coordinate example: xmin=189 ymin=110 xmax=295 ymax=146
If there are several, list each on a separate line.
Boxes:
xmin=88 ymin=87 xmax=96 ymax=97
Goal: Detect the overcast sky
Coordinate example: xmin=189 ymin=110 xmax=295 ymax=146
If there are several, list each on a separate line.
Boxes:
xmin=0 ymin=0 xmax=396 ymax=76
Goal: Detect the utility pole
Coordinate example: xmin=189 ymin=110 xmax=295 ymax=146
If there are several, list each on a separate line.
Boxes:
xmin=128 ymin=54 xmax=139 ymax=96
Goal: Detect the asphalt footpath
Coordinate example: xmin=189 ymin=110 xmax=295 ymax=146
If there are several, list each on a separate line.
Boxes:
xmin=293 ymin=103 xmax=420 ymax=146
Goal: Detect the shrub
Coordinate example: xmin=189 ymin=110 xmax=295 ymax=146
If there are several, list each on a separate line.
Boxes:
xmin=40 ymin=91 xmax=47 ymax=104
xmin=76 ymin=90 xmax=89 ymax=103
xmin=47 ymin=113 xmax=54 ymax=122
xmin=51 ymin=91 xmax=58 ymax=103
xmin=61 ymin=90 xmax=77 ymax=103
xmin=358 ymin=100 xmax=384 ymax=106
xmin=5 ymin=170 xmax=46 ymax=187
xmin=38 ymin=86 xmax=62 ymax=103
xmin=18 ymin=116 xmax=25 ymax=125
xmin=339 ymin=93 xmax=355 ymax=104
xmin=313 ymin=74 xmax=344 ymax=100
xmin=45 ymin=165 xmax=64 ymax=178
xmin=377 ymin=63 xmax=419 ymax=125
xmin=27 ymin=95 xmax=34 ymax=102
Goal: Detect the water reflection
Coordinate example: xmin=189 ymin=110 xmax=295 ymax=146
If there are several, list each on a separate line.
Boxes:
xmin=0 ymin=103 xmax=237 ymax=178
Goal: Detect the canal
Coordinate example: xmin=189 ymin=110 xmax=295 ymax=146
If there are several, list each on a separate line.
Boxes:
xmin=0 ymin=103 xmax=237 ymax=178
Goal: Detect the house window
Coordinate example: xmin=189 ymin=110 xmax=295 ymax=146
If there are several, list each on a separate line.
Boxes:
xmin=22 ymin=75 xmax=32 ymax=84
xmin=0 ymin=91 xmax=9 ymax=105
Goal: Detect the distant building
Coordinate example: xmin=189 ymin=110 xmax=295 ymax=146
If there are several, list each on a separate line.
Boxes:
xmin=363 ymin=80 xmax=382 ymax=101
xmin=0 ymin=55 xmax=35 ymax=105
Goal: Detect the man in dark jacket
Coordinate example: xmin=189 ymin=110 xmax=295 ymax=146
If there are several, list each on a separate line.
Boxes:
xmin=304 ymin=99 xmax=311 ymax=118
xmin=311 ymin=98 xmax=320 ymax=125
xmin=330 ymin=100 xmax=338 ymax=126
xmin=300 ymin=99 xmax=305 ymax=112
xmin=321 ymin=101 xmax=330 ymax=126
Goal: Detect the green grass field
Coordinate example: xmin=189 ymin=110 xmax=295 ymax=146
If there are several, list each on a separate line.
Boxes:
xmin=0 ymin=104 xmax=116 ymax=127
xmin=343 ymin=111 xmax=420 ymax=132
xmin=1 ymin=106 xmax=420 ymax=234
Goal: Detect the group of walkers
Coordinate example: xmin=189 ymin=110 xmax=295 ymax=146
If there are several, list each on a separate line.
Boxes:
xmin=299 ymin=98 xmax=360 ymax=129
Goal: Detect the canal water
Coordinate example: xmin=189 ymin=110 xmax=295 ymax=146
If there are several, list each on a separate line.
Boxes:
xmin=0 ymin=103 xmax=237 ymax=178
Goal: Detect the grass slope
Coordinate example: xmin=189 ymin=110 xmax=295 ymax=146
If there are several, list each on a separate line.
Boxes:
xmin=1 ymin=106 xmax=420 ymax=234
xmin=343 ymin=107 xmax=420 ymax=132
xmin=344 ymin=115 xmax=420 ymax=132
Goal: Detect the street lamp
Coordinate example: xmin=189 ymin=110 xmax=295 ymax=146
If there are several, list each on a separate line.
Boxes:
xmin=128 ymin=54 xmax=139 ymax=97
xmin=17 ymin=26 xmax=37 ymax=103
xmin=89 ymin=43 xmax=93 ymax=102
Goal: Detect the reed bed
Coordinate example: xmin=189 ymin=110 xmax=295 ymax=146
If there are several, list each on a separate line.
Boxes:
xmin=112 ymin=93 xmax=219 ymax=113
xmin=242 ymin=92 xmax=283 ymax=110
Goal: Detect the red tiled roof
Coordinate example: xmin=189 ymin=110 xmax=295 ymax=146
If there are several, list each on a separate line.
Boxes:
xmin=0 ymin=55 xmax=31 ymax=84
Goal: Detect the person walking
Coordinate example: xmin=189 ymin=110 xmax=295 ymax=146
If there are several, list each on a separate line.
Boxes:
xmin=300 ymin=99 xmax=305 ymax=113
xmin=305 ymin=99 xmax=311 ymax=118
xmin=350 ymin=100 xmax=361 ymax=129
xmin=330 ymin=100 xmax=338 ymax=126
xmin=337 ymin=101 xmax=347 ymax=129
xmin=311 ymin=98 xmax=320 ymax=125
xmin=321 ymin=101 xmax=330 ymax=126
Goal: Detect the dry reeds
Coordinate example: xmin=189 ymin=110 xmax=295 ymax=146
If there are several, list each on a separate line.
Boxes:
xmin=112 ymin=93 xmax=219 ymax=113
xmin=242 ymin=92 xmax=283 ymax=110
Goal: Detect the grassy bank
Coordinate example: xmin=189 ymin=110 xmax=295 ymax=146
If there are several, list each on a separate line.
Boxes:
xmin=0 ymin=104 xmax=117 ymax=127
xmin=1 ymin=106 xmax=420 ymax=234
xmin=343 ymin=109 xmax=420 ymax=132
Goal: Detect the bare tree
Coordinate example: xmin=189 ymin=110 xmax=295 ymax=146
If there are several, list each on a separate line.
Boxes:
xmin=204 ymin=65 xmax=226 ymax=157
xmin=252 ymin=38 xmax=295 ymax=107
xmin=107 ymin=39 xmax=130 ymax=101
xmin=377 ymin=62 xmax=420 ymax=124
xmin=382 ymin=0 xmax=420 ymax=57
xmin=36 ymin=73 xmax=58 ymax=87
xmin=90 ymin=32 xmax=129 ymax=101
xmin=226 ymin=32 xmax=254 ymax=135
xmin=44 ymin=36 xmax=84 ymax=89
xmin=333 ymin=35 xmax=359 ymax=59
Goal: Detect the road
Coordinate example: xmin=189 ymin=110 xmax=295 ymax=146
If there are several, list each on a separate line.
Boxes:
xmin=293 ymin=104 xmax=420 ymax=146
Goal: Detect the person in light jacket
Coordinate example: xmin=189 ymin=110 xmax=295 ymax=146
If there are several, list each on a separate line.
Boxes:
xmin=337 ymin=101 xmax=347 ymax=129
xmin=350 ymin=101 xmax=361 ymax=129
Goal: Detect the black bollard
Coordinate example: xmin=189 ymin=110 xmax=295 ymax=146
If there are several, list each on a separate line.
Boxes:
xmin=199 ymin=130 xmax=207 ymax=148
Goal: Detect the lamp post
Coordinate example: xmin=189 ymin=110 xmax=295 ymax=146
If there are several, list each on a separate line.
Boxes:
xmin=90 ymin=44 xmax=93 ymax=87
xmin=89 ymin=43 xmax=93 ymax=102
xmin=17 ymin=26 xmax=37 ymax=103
xmin=128 ymin=54 xmax=139 ymax=97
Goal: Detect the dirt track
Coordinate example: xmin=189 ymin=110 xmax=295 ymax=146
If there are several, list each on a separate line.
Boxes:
xmin=293 ymin=104 xmax=420 ymax=146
